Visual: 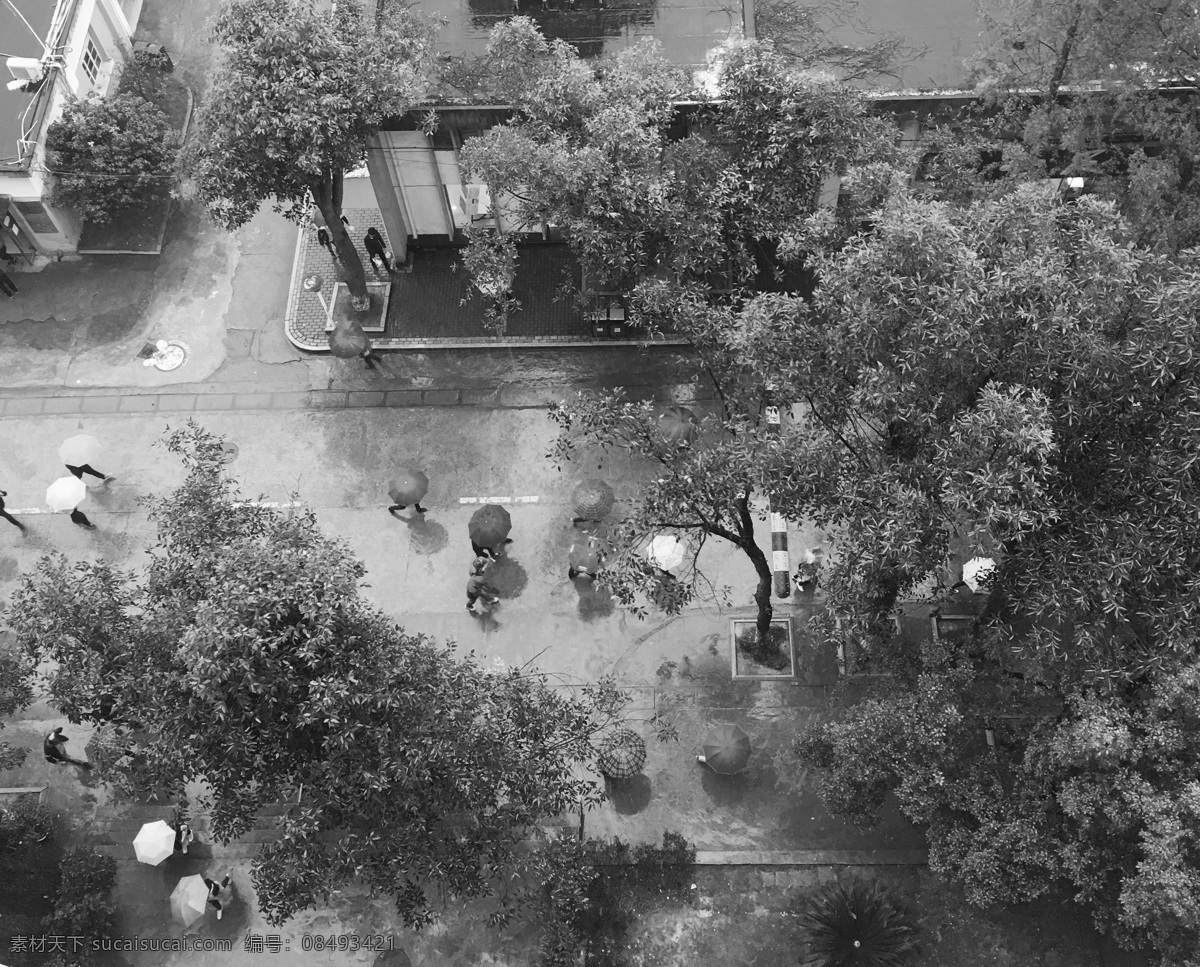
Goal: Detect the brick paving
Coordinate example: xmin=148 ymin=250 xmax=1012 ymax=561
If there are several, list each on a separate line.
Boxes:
xmin=285 ymin=208 xmax=688 ymax=351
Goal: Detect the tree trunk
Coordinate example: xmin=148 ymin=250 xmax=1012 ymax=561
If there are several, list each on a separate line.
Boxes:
xmin=1048 ymin=1 xmax=1084 ymax=101
xmin=734 ymin=494 xmax=775 ymax=642
xmin=311 ymin=171 xmax=370 ymax=309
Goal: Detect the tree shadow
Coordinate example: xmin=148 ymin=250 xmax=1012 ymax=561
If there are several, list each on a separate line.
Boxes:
xmin=700 ymin=767 xmax=748 ymax=806
xmin=485 ymin=556 xmax=528 ymax=599
xmin=402 ymin=516 xmax=449 ymax=556
xmin=605 ymin=774 xmax=652 ymax=814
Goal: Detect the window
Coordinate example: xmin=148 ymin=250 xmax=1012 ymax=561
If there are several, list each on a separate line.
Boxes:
xmin=81 ymin=37 xmax=101 ymax=84
xmin=14 ymin=201 xmax=58 ymax=235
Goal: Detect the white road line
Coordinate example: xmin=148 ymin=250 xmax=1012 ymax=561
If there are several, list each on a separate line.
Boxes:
xmin=8 ymin=500 xmax=303 ymax=513
xmin=458 ymin=496 xmax=541 ymax=504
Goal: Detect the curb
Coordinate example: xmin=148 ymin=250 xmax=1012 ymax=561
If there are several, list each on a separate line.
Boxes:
xmin=282 ymin=222 xmax=691 ymax=352
xmin=0 ymin=381 xmax=721 ymax=417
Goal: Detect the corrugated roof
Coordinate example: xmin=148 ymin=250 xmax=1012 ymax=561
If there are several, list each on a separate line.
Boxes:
xmin=0 ymin=0 xmax=59 ymax=168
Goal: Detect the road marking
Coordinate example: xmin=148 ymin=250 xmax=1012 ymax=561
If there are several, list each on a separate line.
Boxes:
xmin=458 ymin=496 xmax=540 ymax=504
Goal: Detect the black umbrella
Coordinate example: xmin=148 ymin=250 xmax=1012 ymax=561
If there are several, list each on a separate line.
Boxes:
xmin=469 ymin=504 xmax=512 ymax=547
xmin=329 ymin=321 xmax=369 ymax=358
xmin=571 ymin=479 xmax=615 ymax=519
xmin=657 ymin=405 xmax=698 ymax=446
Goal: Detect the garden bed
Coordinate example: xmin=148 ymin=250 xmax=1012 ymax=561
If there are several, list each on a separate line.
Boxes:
xmin=731 ymin=618 xmax=795 ymax=679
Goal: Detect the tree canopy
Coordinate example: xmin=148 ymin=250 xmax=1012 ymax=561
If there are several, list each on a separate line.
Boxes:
xmin=6 ymin=422 xmax=649 ymax=927
xmin=189 ymin=0 xmax=436 ymax=299
xmin=458 ymin=28 xmax=893 ymax=301
xmin=45 ymin=92 xmax=180 ymax=224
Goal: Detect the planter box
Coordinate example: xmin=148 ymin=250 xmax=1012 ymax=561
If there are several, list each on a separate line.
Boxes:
xmin=325 ymin=281 xmax=391 ymax=333
xmin=730 ymin=618 xmax=795 ymax=679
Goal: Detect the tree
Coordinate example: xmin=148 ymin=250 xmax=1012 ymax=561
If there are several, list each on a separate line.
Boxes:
xmin=190 ymin=0 xmax=436 ymax=306
xmin=0 ymin=636 xmax=34 ymax=774
xmin=6 ymin=422 xmax=657 ymax=927
xmin=749 ymin=184 xmax=1200 ymax=964
xmin=45 ymin=92 xmax=180 ymax=224
xmin=549 ymin=389 xmax=784 ymax=643
xmin=458 ymin=28 xmax=893 ymax=304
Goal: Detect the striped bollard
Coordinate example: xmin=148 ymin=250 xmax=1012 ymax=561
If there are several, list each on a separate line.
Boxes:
xmin=764 ymin=393 xmax=791 ymax=599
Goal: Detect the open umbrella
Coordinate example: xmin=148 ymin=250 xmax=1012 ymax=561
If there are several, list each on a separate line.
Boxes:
xmin=328 ymin=321 xmax=369 ymax=359
xmin=133 ymin=820 xmax=175 ymax=866
xmin=86 ymin=723 xmax=137 ymax=772
xmin=46 ymin=475 xmax=87 ymax=512
xmin=568 ymin=540 xmax=603 ymax=577
xmin=388 ymin=466 xmax=429 ymax=506
xmin=170 ymin=874 xmax=210 ymax=926
xmin=647 ymin=534 xmax=685 ymax=571
xmin=58 ymin=434 xmax=103 ymax=467
xmin=657 ymin=405 xmax=698 ymax=446
xmin=701 ymin=724 xmax=752 ymax=775
xmin=598 ymin=728 xmax=647 ymax=779
xmin=571 ymin=479 xmax=615 ymax=520
xmin=963 ymin=556 xmax=996 ymax=593
xmin=469 ymin=504 xmax=511 ymax=547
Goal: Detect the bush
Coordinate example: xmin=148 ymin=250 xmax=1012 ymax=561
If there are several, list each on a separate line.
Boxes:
xmin=45 ymin=92 xmax=181 ymax=224
xmin=0 ymin=798 xmax=54 ymax=855
xmin=799 ymin=880 xmax=920 ymax=967
xmin=42 ymin=846 xmax=119 ymax=960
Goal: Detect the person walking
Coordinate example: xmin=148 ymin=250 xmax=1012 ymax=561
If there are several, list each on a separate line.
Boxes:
xmin=360 ymin=344 xmax=384 ymax=370
xmin=466 ymin=558 xmax=500 ymax=613
xmin=363 ymin=227 xmax=392 ymax=273
xmin=203 ymin=873 xmax=232 ymax=920
xmin=316 ymin=226 xmax=337 ymax=259
xmin=69 ymin=508 xmax=97 ymax=530
xmin=43 ymin=727 xmax=92 ymax=770
xmin=65 ymin=462 xmax=115 ymax=485
xmin=0 ymin=489 xmax=25 ymax=533
xmin=0 ymin=266 xmax=17 ymax=298
xmin=174 ymin=821 xmax=195 ymax=855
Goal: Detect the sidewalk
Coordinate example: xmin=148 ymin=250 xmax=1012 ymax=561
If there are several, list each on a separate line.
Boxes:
xmin=286 ymin=208 xmax=690 ymax=351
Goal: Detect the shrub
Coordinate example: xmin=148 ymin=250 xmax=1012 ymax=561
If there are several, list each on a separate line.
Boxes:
xmin=0 ymin=798 xmax=54 ymax=855
xmin=799 ymin=880 xmax=920 ymax=967
xmin=45 ymin=92 xmax=181 ymax=224
xmin=42 ymin=846 xmax=119 ymax=960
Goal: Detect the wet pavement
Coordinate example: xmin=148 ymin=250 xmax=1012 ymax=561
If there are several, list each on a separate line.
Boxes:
xmin=1 ymin=407 xmax=923 ymax=964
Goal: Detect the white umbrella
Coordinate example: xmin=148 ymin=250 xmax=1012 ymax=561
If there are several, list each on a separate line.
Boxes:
xmin=170 ymin=874 xmax=210 ymax=926
xmin=58 ymin=434 xmax=104 ymax=467
xmin=963 ymin=556 xmax=996 ymax=593
xmin=647 ymin=535 xmax=685 ymax=571
xmin=133 ymin=820 xmax=175 ymax=866
xmin=45 ymin=476 xmax=87 ymax=512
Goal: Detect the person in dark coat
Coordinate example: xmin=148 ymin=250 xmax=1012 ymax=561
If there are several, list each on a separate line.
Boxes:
xmin=0 ymin=267 xmax=17 ymax=298
xmin=363 ymin=227 xmax=392 ymax=273
xmin=203 ymin=873 xmax=232 ymax=919
xmin=0 ymin=489 xmax=25 ymax=532
xmin=69 ymin=508 xmax=97 ymax=530
xmin=65 ymin=463 xmax=115 ymax=485
xmin=316 ymin=227 xmax=337 ymax=259
xmin=43 ymin=727 xmax=92 ymax=770
xmin=466 ymin=558 xmax=500 ymax=613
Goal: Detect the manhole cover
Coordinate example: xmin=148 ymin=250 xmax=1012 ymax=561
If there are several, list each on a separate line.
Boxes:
xmin=151 ymin=343 xmax=188 ymax=371
xmin=219 ymin=443 xmax=239 ymax=464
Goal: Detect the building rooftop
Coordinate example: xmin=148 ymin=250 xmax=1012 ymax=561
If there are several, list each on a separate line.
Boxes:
xmin=1 ymin=0 xmax=59 ymax=168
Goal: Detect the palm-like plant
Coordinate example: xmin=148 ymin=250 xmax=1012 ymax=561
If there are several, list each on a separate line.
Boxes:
xmin=799 ymin=880 xmax=920 ymax=967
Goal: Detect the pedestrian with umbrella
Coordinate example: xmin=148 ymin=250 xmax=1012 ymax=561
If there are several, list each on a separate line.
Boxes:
xmin=571 ymin=478 xmax=614 ymax=527
xmin=469 ymin=503 xmax=513 ymax=560
xmin=170 ymin=874 xmax=210 ymax=927
xmin=46 ymin=475 xmax=94 ymax=529
xmin=59 ymin=434 xmax=116 ymax=485
xmin=387 ymin=465 xmax=429 ymax=516
xmin=598 ymin=727 xmax=647 ymax=779
xmin=697 ymin=723 xmax=752 ymax=774
xmin=657 ymin=405 xmax=699 ymax=447
xmin=133 ymin=820 xmax=176 ymax=866
xmin=568 ymin=537 xmax=605 ymax=580
xmin=329 ymin=320 xmax=383 ymax=370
